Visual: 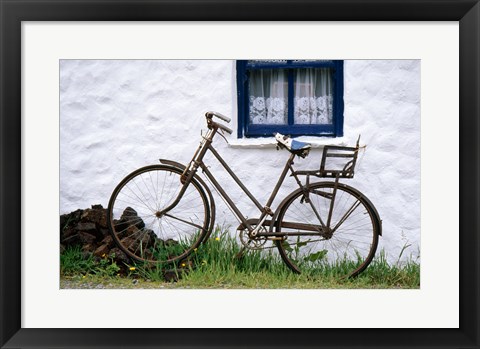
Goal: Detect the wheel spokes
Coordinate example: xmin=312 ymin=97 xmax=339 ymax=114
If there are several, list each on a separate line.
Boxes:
xmin=108 ymin=166 xmax=209 ymax=263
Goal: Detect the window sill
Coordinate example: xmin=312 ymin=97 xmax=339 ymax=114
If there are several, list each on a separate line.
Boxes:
xmin=227 ymin=136 xmax=348 ymax=149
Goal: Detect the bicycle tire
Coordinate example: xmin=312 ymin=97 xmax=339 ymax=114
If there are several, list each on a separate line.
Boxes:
xmin=107 ymin=164 xmax=210 ymax=264
xmin=275 ymin=182 xmax=380 ymax=278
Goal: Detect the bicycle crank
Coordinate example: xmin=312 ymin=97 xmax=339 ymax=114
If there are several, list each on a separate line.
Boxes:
xmin=239 ymin=226 xmax=268 ymax=250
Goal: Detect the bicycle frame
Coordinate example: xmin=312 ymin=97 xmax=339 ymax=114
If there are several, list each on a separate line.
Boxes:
xmin=108 ymin=113 xmax=381 ymax=278
xmin=160 ymin=125 xmax=327 ymax=238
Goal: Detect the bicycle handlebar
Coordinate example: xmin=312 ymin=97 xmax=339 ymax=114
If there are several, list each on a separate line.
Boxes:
xmin=205 ymin=111 xmax=231 ymax=123
xmin=215 ymin=121 xmax=233 ymax=134
xmin=205 ymin=111 xmax=233 ymax=134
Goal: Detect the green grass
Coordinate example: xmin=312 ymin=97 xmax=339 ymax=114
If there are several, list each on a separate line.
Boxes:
xmin=60 ymin=227 xmax=420 ymax=289
xmin=61 ymin=246 xmax=122 ymax=277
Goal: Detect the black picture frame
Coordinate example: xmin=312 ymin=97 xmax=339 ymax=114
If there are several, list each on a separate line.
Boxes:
xmin=1 ymin=1 xmax=479 ymax=348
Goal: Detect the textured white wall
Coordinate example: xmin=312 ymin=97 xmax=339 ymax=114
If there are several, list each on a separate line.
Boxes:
xmin=60 ymin=59 xmax=420 ymax=262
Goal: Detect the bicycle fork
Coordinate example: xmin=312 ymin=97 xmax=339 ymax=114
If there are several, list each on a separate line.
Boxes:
xmin=159 ymin=129 xmax=214 ymax=216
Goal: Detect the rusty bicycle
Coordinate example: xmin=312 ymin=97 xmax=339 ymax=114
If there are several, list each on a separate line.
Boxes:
xmin=107 ymin=111 xmax=382 ymax=278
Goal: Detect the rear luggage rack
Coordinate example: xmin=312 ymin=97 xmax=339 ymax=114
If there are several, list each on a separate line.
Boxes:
xmin=294 ymin=136 xmax=361 ymax=179
xmin=318 ymin=144 xmax=358 ymax=178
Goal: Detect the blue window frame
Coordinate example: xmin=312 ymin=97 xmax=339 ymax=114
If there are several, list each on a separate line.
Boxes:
xmin=236 ymin=60 xmax=344 ymax=138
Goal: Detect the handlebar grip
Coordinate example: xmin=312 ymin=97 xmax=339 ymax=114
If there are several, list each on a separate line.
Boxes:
xmin=205 ymin=111 xmax=231 ymax=123
xmin=217 ymin=122 xmax=233 ymax=135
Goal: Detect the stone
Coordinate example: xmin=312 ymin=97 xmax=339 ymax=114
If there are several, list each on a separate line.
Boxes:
xmin=78 ymin=231 xmax=97 ymax=245
xmin=60 ymin=209 xmax=84 ymax=231
xmin=99 ymin=228 xmax=110 ymax=238
xmin=120 ymin=207 xmax=145 ymax=229
xmin=94 ymin=243 xmax=110 ymax=257
xmin=81 ymin=208 xmax=107 ymax=228
xmin=109 ymin=247 xmax=130 ymax=264
xmin=112 ymin=214 xmax=146 ymax=238
xmin=82 ymin=243 xmax=96 ymax=254
xmin=75 ymin=222 xmax=96 ymax=233
xmin=163 ymin=270 xmax=179 ymax=282
xmin=112 ymin=219 xmax=126 ymax=235
xmin=120 ymin=229 xmax=156 ymax=256
xmin=121 ymin=206 xmax=138 ymax=218
xmin=100 ymin=235 xmax=113 ymax=246
xmin=61 ymin=227 xmax=81 ymax=247
xmin=144 ymin=229 xmax=157 ymax=246
xmin=124 ymin=225 xmax=139 ymax=239
xmin=60 ymin=215 xmax=67 ymax=230
xmin=60 ymin=207 xmax=154 ymax=269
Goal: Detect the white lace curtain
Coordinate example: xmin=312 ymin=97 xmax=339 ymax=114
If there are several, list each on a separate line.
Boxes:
xmin=249 ymin=69 xmax=288 ymax=125
xmin=248 ymin=68 xmax=333 ymax=125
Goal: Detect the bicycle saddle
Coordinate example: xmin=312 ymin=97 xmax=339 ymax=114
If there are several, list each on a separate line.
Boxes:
xmin=275 ymin=133 xmax=311 ymax=158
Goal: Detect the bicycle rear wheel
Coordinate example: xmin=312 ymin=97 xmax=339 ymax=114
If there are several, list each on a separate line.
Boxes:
xmin=107 ymin=165 xmax=210 ymax=264
xmin=275 ymin=182 xmax=380 ymax=278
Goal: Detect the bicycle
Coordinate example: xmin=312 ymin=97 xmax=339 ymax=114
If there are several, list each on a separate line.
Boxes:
xmin=107 ymin=111 xmax=382 ymax=278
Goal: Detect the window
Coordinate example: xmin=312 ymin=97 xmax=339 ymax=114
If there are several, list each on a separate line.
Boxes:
xmin=236 ymin=60 xmax=344 ymax=138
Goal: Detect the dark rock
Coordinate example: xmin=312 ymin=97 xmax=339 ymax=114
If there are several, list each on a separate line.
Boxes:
xmin=109 ymin=247 xmax=130 ymax=264
xmin=75 ymin=222 xmax=96 ymax=233
xmin=111 ymin=207 xmax=145 ymax=239
xmin=94 ymin=243 xmax=110 ymax=257
xmin=61 ymin=227 xmax=80 ymax=246
xmin=82 ymin=243 xmax=96 ymax=254
xmin=99 ymin=228 xmax=110 ymax=238
xmin=60 ymin=215 xmax=67 ymax=231
xmin=78 ymin=231 xmax=97 ymax=245
xmin=81 ymin=208 xmax=107 ymax=228
xmin=112 ymin=219 xmax=126 ymax=235
xmin=100 ymin=235 xmax=114 ymax=247
xmin=60 ymin=207 xmax=139 ymax=270
xmin=163 ymin=270 xmax=180 ymax=282
xmin=61 ymin=226 xmax=75 ymax=240
xmin=120 ymin=207 xmax=145 ymax=229
xmin=71 ymin=209 xmax=84 ymax=221
xmin=121 ymin=206 xmax=138 ymax=218
xmin=144 ymin=229 xmax=157 ymax=246
xmin=60 ymin=209 xmax=84 ymax=231
xmin=118 ymin=229 xmax=157 ymax=258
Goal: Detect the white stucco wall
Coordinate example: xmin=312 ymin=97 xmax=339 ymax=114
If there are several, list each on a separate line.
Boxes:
xmin=60 ymin=59 xmax=420 ymax=262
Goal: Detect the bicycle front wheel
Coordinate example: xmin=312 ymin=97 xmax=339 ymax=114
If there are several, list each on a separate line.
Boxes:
xmin=107 ymin=165 xmax=210 ymax=264
xmin=275 ymin=182 xmax=380 ymax=278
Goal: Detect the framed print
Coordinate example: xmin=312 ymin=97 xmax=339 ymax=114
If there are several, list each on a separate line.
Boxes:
xmin=1 ymin=0 xmax=479 ymax=348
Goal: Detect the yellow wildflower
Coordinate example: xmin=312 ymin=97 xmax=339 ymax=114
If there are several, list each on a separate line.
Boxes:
xmin=215 ymin=237 xmax=220 ymax=241
xmin=181 ymin=263 xmax=186 ymax=267
xmin=129 ymin=267 xmax=136 ymax=271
